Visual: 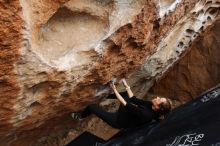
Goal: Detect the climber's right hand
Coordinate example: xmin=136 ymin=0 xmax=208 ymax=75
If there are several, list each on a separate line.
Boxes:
xmin=121 ymin=78 xmax=130 ymax=88
xmin=109 ymin=81 xmax=116 ymax=90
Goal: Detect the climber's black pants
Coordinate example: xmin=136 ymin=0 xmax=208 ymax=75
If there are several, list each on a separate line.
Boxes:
xmin=86 ymin=92 xmax=130 ymax=129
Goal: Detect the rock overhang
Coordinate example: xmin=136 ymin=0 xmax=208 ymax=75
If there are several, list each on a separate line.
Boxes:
xmin=129 ymin=0 xmax=220 ymax=97
xmin=1 ymin=0 xmax=220 ymax=145
xmin=21 ymin=0 xmax=146 ymax=70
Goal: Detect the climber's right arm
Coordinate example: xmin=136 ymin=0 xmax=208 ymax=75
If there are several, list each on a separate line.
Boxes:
xmin=122 ymin=79 xmax=134 ymax=98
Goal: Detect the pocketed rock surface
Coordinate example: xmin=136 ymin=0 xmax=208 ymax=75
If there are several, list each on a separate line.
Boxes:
xmin=150 ymin=19 xmax=220 ymax=104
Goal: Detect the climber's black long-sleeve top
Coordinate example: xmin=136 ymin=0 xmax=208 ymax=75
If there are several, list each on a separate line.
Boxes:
xmin=87 ymin=92 xmax=159 ymax=129
xmin=117 ymin=95 xmax=159 ymax=128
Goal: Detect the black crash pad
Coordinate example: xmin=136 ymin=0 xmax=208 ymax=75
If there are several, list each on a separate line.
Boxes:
xmin=67 ymin=84 xmax=220 ymax=146
xmin=66 ymin=131 xmax=105 ymax=146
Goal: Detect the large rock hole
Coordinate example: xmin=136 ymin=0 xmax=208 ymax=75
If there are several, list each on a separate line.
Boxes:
xmin=36 ymin=7 xmax=109 ymax=69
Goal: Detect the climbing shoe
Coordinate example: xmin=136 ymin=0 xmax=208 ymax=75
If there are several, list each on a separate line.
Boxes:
xmin=71 ymin=112 xmax=83 ymax=120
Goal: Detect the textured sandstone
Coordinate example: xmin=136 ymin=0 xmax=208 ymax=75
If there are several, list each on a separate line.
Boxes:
xmin=0 ymin=0 xmax=220 ymax=145
xmin=129 ymin=0 xmax=220 ymax=98
xmin=150 ymin=19 xmax=220 ymax=103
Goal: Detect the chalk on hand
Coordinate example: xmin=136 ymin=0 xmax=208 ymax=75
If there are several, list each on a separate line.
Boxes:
xmin=119 ymin=78 xmax=126 ymax=84
xmin=111 ymin=78 xmax=117 ymax=84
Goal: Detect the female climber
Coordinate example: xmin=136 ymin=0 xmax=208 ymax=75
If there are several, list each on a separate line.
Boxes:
xmin=71 ymin=79 xmax=172 ymax=129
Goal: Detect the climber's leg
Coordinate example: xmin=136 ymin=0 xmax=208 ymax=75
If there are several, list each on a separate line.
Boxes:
xmin=86 ymin=104 xmax=121 ymax=129
xmin=71 ymin=104 xmax=120 ymax=128
xmin=71 ymin=106 xmax=93 ymax=120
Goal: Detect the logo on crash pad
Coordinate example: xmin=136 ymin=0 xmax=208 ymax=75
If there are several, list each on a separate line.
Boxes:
xmin=201 ymin=87 xmax=220 ymax=102
xmin=167 ymin=133 xmax=204 ymax=146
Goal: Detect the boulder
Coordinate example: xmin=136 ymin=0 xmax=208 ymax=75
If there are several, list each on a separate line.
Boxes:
xmin=150 ymin=20 xmax=220 ymax=104
xmin=0 ymin=0 xmax=220 ymax=145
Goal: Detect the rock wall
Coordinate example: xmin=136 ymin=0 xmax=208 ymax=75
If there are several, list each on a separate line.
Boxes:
xmin=149 ymin=19 xmax=220 ymax=103
xmin=128 ymin=0 xmax=220 ymax=98
xmin=0 ymin=0 xmax=220 ymax=145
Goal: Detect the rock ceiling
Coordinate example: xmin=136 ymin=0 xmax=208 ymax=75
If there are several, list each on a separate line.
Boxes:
xmin=0 ymin=0 xmax=219 ymax=145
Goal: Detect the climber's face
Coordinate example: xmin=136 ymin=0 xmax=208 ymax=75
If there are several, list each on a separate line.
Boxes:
xmin=151 ymin=96 xmax=167 ymax=111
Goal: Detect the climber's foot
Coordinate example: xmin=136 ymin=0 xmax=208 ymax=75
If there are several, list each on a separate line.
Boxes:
xmin=71 ymin=112 xmax=85 ymax=121
xmin=71 ymin=107 xmax=92 ymax=120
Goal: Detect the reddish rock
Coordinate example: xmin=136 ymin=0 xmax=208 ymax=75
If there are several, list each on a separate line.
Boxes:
xmin=0 ymin=0 xmax=220 ymax=145
xmin=150 ymin=20 xmax=220 ymax=104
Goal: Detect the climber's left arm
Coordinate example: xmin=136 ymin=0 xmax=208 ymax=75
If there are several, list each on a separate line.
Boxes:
xmin=110 ymin=82 xmax=127 ymax=106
